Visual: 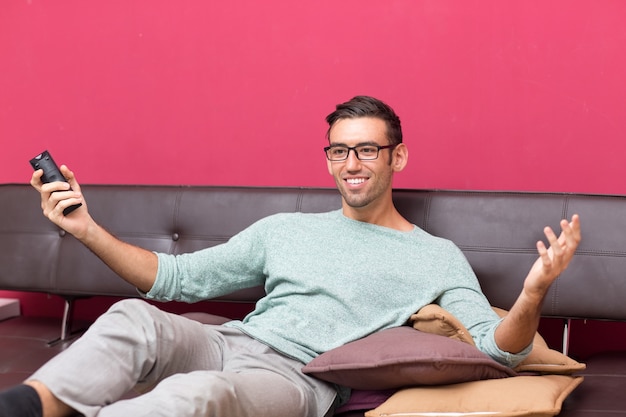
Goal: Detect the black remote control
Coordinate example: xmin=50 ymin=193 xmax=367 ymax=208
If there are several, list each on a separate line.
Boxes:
xmin=30 ymin=150 xmax=82 ymax=216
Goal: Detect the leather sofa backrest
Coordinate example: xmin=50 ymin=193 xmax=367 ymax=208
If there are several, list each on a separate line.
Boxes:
xmin=1 ymin=184 xmax=625 ymax=321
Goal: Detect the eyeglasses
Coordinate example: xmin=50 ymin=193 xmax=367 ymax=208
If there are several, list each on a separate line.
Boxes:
xmin=323 ymin=144 xmax=397 ymax=161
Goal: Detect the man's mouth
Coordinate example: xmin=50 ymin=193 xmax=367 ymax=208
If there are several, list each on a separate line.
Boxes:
xmin=345 ymin=178 xmax=367 ymax=185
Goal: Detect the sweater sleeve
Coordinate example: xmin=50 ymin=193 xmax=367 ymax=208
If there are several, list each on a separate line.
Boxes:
xmin=437 ymin=246 xmax=532 ymax=367
xmin=145 ymin=218 xmax=269 ymax=303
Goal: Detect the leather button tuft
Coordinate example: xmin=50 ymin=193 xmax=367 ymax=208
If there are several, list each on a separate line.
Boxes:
xmin=172 ymin=233 xmax=180 ymax=241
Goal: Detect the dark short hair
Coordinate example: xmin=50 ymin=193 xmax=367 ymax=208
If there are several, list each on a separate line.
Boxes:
xmin=325 ymin=96 xmax=403 ymax=145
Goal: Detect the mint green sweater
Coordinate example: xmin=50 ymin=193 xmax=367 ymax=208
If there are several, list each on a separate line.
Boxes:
xmin=147 ymin=210 xmax=529 ymax=367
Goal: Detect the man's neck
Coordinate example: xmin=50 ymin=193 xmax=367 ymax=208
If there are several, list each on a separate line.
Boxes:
xmin=342 ymin=202 xmax=413 ymax=232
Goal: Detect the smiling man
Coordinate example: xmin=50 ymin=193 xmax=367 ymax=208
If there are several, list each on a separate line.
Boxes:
xmin=324 ymin=98 xmax=411 ymax=231
xmin=0 ymin=95 xmax=580 ymax=417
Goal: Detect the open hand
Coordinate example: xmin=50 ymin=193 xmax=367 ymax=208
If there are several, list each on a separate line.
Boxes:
xmin=524 ymin=214 xmax=581 ymax=299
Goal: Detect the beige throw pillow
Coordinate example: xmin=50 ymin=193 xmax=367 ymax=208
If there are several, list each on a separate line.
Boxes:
xmin=410 ymin=304 xmax=586 ymax=374
xmin=365 ymin=374 xmax=584 ymax=417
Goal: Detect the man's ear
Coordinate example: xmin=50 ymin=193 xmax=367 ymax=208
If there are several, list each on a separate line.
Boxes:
xmin=392 ymin=143 xmax=409 ymax=172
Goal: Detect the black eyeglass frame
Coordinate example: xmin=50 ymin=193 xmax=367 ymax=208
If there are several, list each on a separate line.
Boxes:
xmin=323 ymin=144 xmax=397 ymax=161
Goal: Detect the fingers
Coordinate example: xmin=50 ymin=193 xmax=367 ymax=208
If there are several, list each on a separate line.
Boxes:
xmin=30 ymin=164 xmax=84 ymax=220
xmin=535 ymin=240 xmax=552 ymax=268
xmin=30 ymin=165 xmax=79 ymax=194
xmin=537 ymin=225 xmax=560 ymax=268
xmin=567 ymin=214 xmax=582 ymax=245
xmin=543 ymin=225 xmax=560 ymax=252
xmin=30 ymin=169 xmax=68 ymax=193
xmin=30 ymin=169 xmax=44 ymax=189
xmin=59 ymin=165 xmax=82 ymax=193
xmin=31 ymin=169 xmax=70 ymax=216
xmin=536 ymin=214 xmax=581 ymax=275
xmin=555 ymin=214 xmax=581 ymax=252
xmin=47 ymin=193 xmax=83 ymax=218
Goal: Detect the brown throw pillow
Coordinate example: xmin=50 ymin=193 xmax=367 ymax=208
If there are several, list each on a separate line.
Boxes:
xmin=302 ymin=326 xmax=516 ymax=390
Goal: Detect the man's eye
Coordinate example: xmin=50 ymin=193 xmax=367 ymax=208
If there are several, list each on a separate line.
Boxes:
xmin=331 ymin=148 xmax=347 ymax=156
xmin=358 ymin=147 xmax=377 ymax=154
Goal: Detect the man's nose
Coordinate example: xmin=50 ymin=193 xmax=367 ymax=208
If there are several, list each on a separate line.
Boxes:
xmin=345 ymin=148 xmax=362 ymax=169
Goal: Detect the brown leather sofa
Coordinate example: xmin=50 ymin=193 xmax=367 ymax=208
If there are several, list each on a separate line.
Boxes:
xmin=1 ymin=183 xmax=625 ymax=416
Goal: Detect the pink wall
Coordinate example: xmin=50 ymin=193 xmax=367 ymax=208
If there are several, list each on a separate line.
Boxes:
xmin=2 ymin=1 xmax=625 ymax=193
xmin=2 ymin=1 xmax=626 ymax=357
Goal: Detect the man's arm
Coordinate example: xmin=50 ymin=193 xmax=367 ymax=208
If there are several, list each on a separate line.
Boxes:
xmin=30 ymin=165 xmax=157 ymax=293
xmin=494 ymin=215 xmax=581 ymax=353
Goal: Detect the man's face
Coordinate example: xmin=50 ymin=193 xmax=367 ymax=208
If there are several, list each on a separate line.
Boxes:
xmin=326 ymin=117 xmax=397 ymax=211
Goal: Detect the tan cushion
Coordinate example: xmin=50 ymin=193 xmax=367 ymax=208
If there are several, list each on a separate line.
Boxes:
xmin=410 ymin=303 xmax=475 ymax=345
xmin=410 ymin=304 xmax=586 ymax=374
xmin=365 ymin=374 xmax=584 ymax=417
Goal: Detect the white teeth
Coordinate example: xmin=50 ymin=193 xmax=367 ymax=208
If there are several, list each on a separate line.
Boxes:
xmin=346 ymin=178 xmax=365 ymax=185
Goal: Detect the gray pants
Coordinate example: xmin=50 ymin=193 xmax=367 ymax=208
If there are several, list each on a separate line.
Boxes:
xmin=30 ymin=299 xmax=337 ymax=417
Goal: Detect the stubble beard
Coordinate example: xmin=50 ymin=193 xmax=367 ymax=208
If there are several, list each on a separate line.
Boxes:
xmin=336 ymin=172 xmax=393 ymax=210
